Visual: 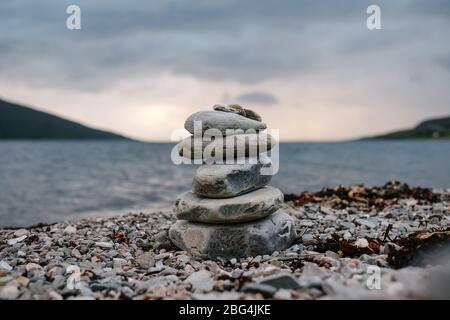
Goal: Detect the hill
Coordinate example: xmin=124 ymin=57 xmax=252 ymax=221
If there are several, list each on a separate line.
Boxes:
xmin=363 ymin=116 xmax=450 ymax=140
xmin=0 ymin=98 xmax=129 ymax=140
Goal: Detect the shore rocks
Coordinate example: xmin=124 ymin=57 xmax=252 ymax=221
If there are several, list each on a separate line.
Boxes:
xmin=192 ymin=160 xmax=272 ymax=198
xmin=175 ymin=187 xmax=283 ymax=223
xmin=169 ymin=210 xmax=296 ymax=259
xmin=0 ymin=184 xmax=448 ymax=300
xmin=170 ymin=105 xmax=295 ymax=259
xmin=184 ymin=110 xmax=266 ymax=135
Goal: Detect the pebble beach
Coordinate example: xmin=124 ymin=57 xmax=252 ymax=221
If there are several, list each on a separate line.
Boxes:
xmin=1 ymin=182 xmax=449 ymax=300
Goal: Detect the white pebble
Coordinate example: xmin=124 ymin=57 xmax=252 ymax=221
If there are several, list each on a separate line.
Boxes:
xmin=13 ymin=229 xmax=29 ymax=237
xmin=95 ymin=241 xmax=114 ymax=248
xmin=0 ymin=260 xmax=13 ymax=271
xmin=25 ymin=263 xmax=42 ymax=272
xmin=0 ymin=285 xmax=20 ymax=300
xmin=7 ymin=235 xmax=27 ymax=245
xmin=63 ymin=225 xmax=77 ymax=235
xmin=354 ymin=238 xmax=369 ymax=248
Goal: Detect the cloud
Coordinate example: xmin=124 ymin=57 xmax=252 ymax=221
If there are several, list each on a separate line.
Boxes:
xmin=234 ymin=92 xmax=278 ymax=105
xmin=0 ymin=0 xmax=450 ymax=140
xmin=1 ymin=0 xmax=449 ymax=90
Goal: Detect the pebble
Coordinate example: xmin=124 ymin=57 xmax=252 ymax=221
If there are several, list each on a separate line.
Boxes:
xmin=273 ymin=289 xmax=292 ymax=300
xmin=241 ymin=283 xmax=276 ymax=298
xmin=184 ymin=270 xmax=214 ymax=291
xmin=94 ymin=241 xmax=114 ymax=249
xmin=135 ymin=252 xmax=155 ymax=269
xmin=7 ymin=235 xmax=27 ymax=245
xmin=13 ymin=229 xmax=29 ymax=237
xmin=71 ymin=248 xmax=82 ymax=259
xmin=16 ymin=276 xmax=30 ymax=287
xmin=25 ymin=263 xmax=42 ymax=272
xmin=0 ymin=260 xmax=13 ymax=272
xmin=259 ymin=273 xmax=301 ymax=290
xmin=63 ymin=225 xmax=77 ymax=235
xmin=0 ymin=285 xmax=20 ymax=299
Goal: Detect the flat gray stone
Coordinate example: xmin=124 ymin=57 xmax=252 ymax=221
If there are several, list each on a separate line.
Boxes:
xmin=185 ymin=110 xmax=266 ymax=135
xmin=192 ymin=160 xmax=272 ymax=198
xmin=178 ymin=132 xmax=274 ymax=161
xmin=184 ymin=270 xmax=214 ymax=291
xmin=169 ymin=210 xmax=297 ymax=259
xmin=259 ymin=273 xmax=302 ymax=290
xmin=175 ymin=186 xmax=283 ymax=223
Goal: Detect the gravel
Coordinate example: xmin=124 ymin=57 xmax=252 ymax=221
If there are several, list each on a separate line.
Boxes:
xmin=0 ymin=182 xmax=449 ymax=300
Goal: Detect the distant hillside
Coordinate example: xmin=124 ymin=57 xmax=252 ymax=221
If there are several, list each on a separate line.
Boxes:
xmin=0 ymin=98 xmax=129 ymax=140
xmin=363 ymin=116 xmax=450 ymax=140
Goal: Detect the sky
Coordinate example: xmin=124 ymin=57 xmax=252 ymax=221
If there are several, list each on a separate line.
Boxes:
xmin=0 ymin=0 xmax=449 ymax=141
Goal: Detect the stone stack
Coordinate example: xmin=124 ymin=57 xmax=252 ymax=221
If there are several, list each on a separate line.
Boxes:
xmin=169 ymin=105 xmax=296 ymax=260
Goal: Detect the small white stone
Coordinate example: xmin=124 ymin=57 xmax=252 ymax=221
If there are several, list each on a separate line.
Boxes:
xmin=354 ymin=238 xmax=369 ymax=248
xmin=63 ymin=225 xmax=77 ymax=235
xmin=113 ymin=258 xmax=127 ymax=267
xmin=0 ymin=285 xmax=20 ymax=300
xmin=17 ymin=250 xmax=26 ymax=257
xmin=7 ymin=235 xmax=27 ymax=245
xmin=13 ymin=229 xmax=29 ymax=237
xmin=95 ymin=241 xmax=114 ymax=248
xmin=184 ymin=270 xmax=214 ymax=291
xmin=343 ymin=232 xmax=352 ymax=240
xmin=71 ymin=248 xmax=82 ymax=259
xmin=0 ymin=260 xmax=13 ymax=271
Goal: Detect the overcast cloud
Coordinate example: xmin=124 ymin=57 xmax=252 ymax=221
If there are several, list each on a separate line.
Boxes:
xmin=0 ymin=0 xmax=449 ymax=140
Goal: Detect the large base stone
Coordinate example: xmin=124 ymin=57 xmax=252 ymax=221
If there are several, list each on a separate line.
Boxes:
xmin=192 ymin=161 xmax=272 ymax=198
xmin=169 ymin=210 xmax=297 ymax=259
xmin=175 ymin=186 xmax=283 ymax=223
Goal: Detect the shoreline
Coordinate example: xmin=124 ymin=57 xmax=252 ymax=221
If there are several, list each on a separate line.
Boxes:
xmin=1 ymin=182 xmax=449 ymax=300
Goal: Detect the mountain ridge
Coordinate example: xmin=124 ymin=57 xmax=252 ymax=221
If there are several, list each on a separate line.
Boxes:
xmin=0 ymin=98 xmax=130 ymax=140
xmin=361 ymin=116 xmax=450 ymax=140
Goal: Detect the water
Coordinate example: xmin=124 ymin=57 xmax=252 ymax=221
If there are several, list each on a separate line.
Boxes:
xmin=0 ymin=140 xmax=449 ymax=227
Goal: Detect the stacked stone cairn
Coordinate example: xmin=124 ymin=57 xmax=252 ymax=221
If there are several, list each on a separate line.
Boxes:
xmin=169 ymin=104 xmax=296 ymax=260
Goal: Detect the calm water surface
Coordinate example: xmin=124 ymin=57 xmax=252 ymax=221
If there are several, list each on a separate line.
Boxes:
xmin=0 ymin=141 xmax=449 ymax=227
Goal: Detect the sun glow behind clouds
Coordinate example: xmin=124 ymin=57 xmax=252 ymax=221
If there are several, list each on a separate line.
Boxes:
xmin=1 ymin=0 xmax=450 ymax=141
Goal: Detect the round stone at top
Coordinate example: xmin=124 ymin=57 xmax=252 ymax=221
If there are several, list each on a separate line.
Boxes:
xmin=184 ymin=110 xmax=266 ymax=135
xmin=175 ymin=186 xmax=284 ymax=223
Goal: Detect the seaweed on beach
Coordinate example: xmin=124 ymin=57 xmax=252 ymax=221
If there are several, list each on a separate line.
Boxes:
xmin=312 ymin=233 xmax=381 ymax=258
xmin=386 ymin=228 xmax=450 ymax=268
xmin=284 ymin=181 xmax=442 ymax=211
xmin=308 ymin=228 xmax=450 ymax=269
